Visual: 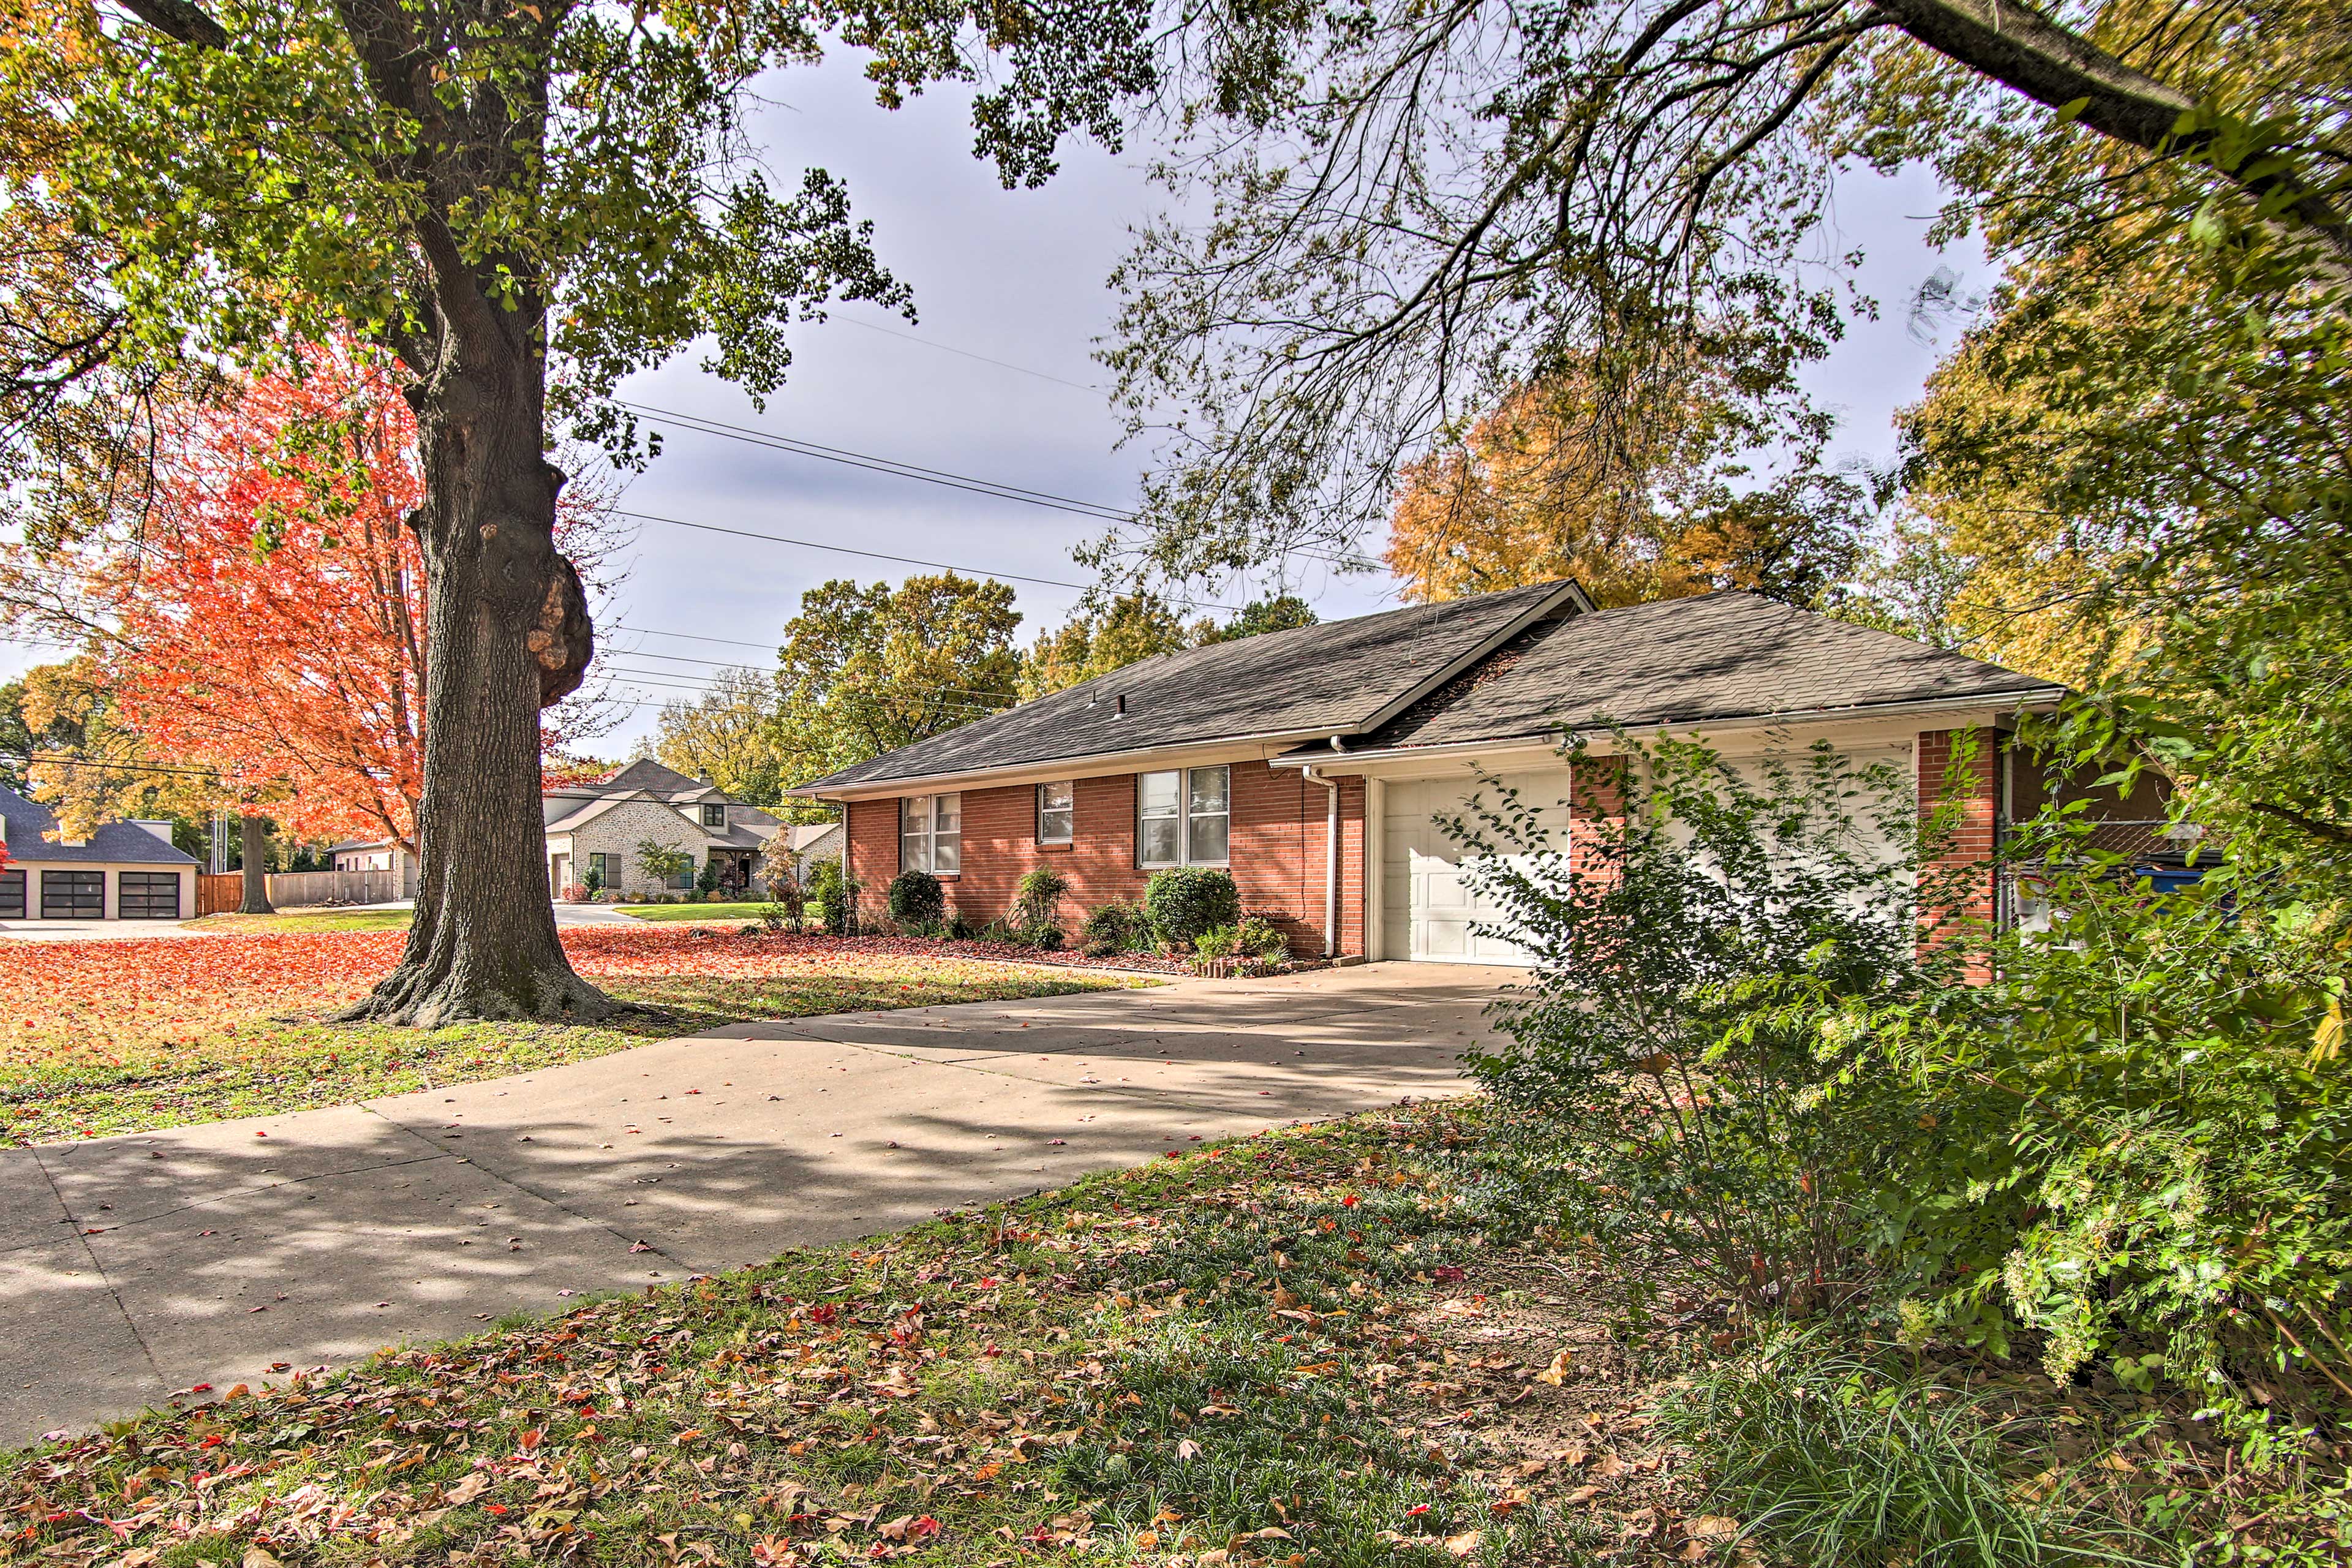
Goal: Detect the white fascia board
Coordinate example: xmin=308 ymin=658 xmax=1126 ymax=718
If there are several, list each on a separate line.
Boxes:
xmin=787 ymin=730 xmax=1348 ymax=802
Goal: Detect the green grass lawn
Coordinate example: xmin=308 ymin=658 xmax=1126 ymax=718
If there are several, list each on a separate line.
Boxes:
xmin=615 ymin=900 xmax=790 ymax=922
xmin=0 ymin=1103 xmax=1605 ymax=1568
xmin=0 ymin=930 xmax=1139 ymax=1143
xmin=179 ymin=907 xmax=418 ymax=933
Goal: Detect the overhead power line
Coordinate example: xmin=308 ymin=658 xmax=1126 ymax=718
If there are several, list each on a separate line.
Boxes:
xmin=834 ymin=317 xmax=1101 ymax=393
xmin=613 ymin=508 xmax=1098 ymax=593
xmin=617 ymin=400 xmax=1136 ymax=523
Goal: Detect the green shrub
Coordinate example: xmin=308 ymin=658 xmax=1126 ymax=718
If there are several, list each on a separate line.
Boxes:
xmin=1450 ymin=734 xmax=1955 ymax=1317
xmin=1235 ymin=914 xmax=1289 ymax=961
xmin=805 ymin=858 xmax=856 ymax=935
xmin=1143 ymin=867 xmax=1241 ymax=951
xmin=1191 ymin=924 xmax=1240 ymax=959
xmin=1079 ymin=902 xmax=1145 ymax=957
xmin=582 ymin=865 xmax=603 ymax=895
xmin=886 ymin=869 xmax=946 ymax=927
xmin=695 ymin=855 xmax=720 ymax=896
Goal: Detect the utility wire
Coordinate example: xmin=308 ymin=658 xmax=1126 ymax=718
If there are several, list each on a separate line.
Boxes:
xmin=612 ymin=508 xmax=1100 ymax=593
xmin=618 ymin=399 xmax=1135 ymax=522
xmin=833 ymin=317 xmax=1100 ymax=393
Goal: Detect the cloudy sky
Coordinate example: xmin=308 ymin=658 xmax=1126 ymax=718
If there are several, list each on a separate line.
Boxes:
xmin=0 ymin=48 xmax=1987 ymax=758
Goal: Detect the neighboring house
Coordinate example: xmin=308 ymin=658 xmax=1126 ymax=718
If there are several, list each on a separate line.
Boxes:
xmin=0 ymin=785 xmax=198 ymax=921
xmin=791 ymin=582 xmax=2068 ymax=963
xmin=778 ymin=821 xmax=843 ymax=886
xmin=544 ymin=759 xmax=785 ymax=899
xmin=326 ymin=837 xmax=421 ymax=895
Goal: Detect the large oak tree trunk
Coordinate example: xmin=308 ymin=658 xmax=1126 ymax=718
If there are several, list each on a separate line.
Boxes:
xmin=340 ymin=323 xmax=610 ymax=1027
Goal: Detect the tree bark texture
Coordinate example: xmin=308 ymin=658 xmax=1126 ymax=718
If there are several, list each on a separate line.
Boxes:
xmin=237 ymin=813 xmax=273 ymax=914
xmin=340 ymin=328 xmax=608 ymax=1027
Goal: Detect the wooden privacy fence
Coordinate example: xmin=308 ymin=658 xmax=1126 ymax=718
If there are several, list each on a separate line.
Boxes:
xmin=266 ymin=867 xmax=406 ymax=907
xmin=198 ymin=868 xmax=407 ymax=911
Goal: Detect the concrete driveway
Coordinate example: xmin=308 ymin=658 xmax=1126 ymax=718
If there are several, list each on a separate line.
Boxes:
xmin=0 ymin=962 xmax=1510 ymax=1444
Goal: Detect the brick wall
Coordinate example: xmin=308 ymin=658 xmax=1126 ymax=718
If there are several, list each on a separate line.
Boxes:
xmin=842 ymin=761 xmax=1365 ymax=957
xmin=1918 ymin=726 xmax=2000 ymax=955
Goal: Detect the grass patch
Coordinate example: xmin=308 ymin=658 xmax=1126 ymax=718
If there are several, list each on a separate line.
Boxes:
xmin=616 ymin=902 xmax=787 ymax=922
xmin=1662 ymin=1336 xmax=2180 ymax=1567
xmin=179 ymin=908 xmax=417 ymax=933
xmin=0 ymin=929 xmax=1139 ymax=1143
xmin=0 ymin=1102 xmax=1599 ymax=1568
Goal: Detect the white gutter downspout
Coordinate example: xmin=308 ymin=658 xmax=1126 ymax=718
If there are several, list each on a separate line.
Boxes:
xmin=1300 ymin=736 xmax=1345 ymax=960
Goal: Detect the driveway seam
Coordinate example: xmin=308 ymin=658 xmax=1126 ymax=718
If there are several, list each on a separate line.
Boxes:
xmin=356 ymin=1104 xmax=697 ymax=1276
xmin=26 ymin=1145 xmax=170 ymax=1394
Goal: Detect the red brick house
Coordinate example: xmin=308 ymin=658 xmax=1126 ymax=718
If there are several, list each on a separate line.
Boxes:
xmin=790 ymin=582 xmax=2063 ymax=963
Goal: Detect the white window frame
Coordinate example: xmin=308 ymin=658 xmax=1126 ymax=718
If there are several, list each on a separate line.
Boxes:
xmin=1037 ymin=781 xmax=1075 ymax=845
xmin=900 ymin=793 xmax=962 ymax=875
xmin=1137 ymin=765 xmax=1231 ymax=869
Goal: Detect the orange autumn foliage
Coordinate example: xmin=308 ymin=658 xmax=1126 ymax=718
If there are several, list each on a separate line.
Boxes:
xmin=95 ymin=355 xmax=427 ymax=850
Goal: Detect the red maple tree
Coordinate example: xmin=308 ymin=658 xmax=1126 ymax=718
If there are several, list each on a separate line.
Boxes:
xmin=92 ymin=354 xmax=428 ymax=851
xmin=61 ymin=352 xmax=616 ymax=854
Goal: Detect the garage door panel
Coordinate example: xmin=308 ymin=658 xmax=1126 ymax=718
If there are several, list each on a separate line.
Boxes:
xmin=1387 ymin=771 xmax=1567 ymax=966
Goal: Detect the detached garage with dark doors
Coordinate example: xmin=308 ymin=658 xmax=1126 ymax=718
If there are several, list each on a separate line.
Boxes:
xmin=0 ymin=785 xmax=197 ymax=922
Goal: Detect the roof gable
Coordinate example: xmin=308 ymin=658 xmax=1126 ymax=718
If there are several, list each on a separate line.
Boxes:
xmin=0 ymin=785 xmax=197 ymax=865
xmin=1347 ymin=592 xmax=2058 ymax=750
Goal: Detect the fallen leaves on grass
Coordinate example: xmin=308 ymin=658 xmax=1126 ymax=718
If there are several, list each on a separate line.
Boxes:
xmin=0 ymin=930 xmax=1140 ymax=1143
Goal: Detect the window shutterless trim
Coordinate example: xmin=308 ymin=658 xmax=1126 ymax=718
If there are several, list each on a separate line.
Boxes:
xmin=1036 ymin=780 xmax=1075 ymax=845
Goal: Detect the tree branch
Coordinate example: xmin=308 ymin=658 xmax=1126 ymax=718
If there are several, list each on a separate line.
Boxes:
xmin=114 ymin=0 xmax=227 ymax=49
xmin=1869 ymin=0 xmax=2351 ymax=282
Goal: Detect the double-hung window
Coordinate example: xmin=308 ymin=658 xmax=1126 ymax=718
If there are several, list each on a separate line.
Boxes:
xmin=701 ymin=803 xmax=725 ymax=829
xmin=1137 ymin=765 xmax=1229 ymax=868
xmin=901 ymin=793 xmax=962 ymax=875
xmin=1037 ymin=782 xmax=1075 ymax=845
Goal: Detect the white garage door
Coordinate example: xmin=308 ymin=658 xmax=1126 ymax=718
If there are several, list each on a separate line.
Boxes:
xmin=1382 ymin=769 xmax=1574 ymax=965
xmin=1381 ymin=746 xmax=1920 ymax=965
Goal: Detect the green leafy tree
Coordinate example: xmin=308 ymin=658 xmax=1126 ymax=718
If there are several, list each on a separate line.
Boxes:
xmin=840 ymin=0 xmax=2346 ymax=589
xmin=1020 ymin=592 xmax=1319 ymax=697
xmin=654 ymin=666 xmax=791 ymax=809
xmin=635 ymin=840 xmax=693 ymax=890
xmin=777 ymin=573 xmax=1021 ymax=781
xmin=8 ymin=0 xmax=908 ymax=1022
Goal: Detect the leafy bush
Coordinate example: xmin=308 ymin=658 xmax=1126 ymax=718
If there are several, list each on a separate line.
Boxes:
xmin=1449 ymin=735 xmax=1961 ymax=1316
xmin=1080 ymin=902 xmax=1147 ymax=957
xmin=1840 ymin=826 xmax=2352 ymax=1404
xmin=582 ymin=865 xmax=602 ymax=895
xmin=1143 ymin=867 xmax=1241 ymax=951
xmin=1191 ymin=924 xmax=1240 ymax=959
xmin=1235 ymin=914 xmax=1289 ymax=962
xmin=805 ymin=859 xmax=856 ymax=935
xmin=1014 ymin=864 xmax=1068 ymax=930
xmin=695 ymin=856 xmax=720 ymax=896
xmin=559 ymin=881 xmax=589 ymax=903
xmin=887 ymin=869 xmax=946 ymax=928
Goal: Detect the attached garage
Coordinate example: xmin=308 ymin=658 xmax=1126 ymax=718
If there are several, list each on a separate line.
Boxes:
xmin=40 ymin=869 xmax=105 ymax=920
xmin=1380 ymin=769 xmax=1570 ymax=965
xmin=118 ymin=870 xmax=183 ymax=919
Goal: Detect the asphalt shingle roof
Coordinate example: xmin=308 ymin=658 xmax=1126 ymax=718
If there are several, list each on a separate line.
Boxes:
xmin=1346 ymin=592 xmax=2057 ymax=751
xmin=796 ymin=580 xmax=1576 ymax=792
xmin=0 ymin=785 xmax=197 ymax=865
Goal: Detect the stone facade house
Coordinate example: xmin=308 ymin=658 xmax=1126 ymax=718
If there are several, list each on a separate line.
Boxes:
xmin=544 ymin=760 xmax=784 ymax=899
